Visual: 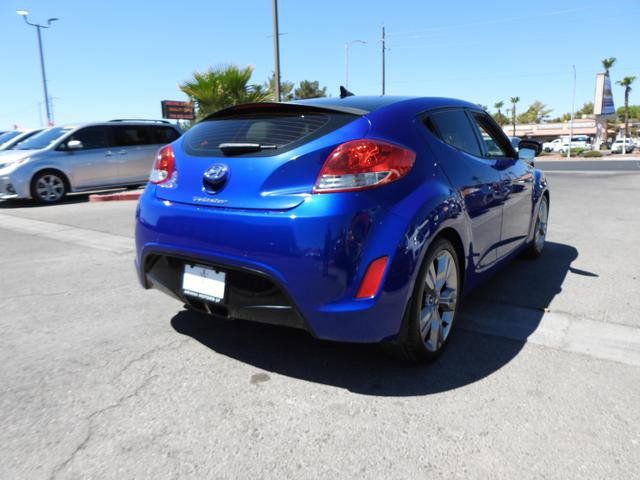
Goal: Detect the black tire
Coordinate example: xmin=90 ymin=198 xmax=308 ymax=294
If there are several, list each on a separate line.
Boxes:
xmin=30 ymin=170 xmax=68 ymax=204
xmin=384 ymin=238 xmax=461 ymax=363
xmin=523 ymin=195 xmax=549 ymax=259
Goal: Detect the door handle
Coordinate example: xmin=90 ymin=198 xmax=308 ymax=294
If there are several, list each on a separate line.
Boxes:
xmin=118 ymin=150 xmax=127 ymax=155
xmin=105 ymin=150 xmax=113 ymax=157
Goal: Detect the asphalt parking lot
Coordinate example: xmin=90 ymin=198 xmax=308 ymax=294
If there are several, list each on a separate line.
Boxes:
xmin=1 ymin=168 xmax=639 ymax=479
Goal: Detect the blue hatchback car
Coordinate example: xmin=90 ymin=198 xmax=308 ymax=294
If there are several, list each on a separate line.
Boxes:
xmin=135 ymin=95 xmax=549 ymax=362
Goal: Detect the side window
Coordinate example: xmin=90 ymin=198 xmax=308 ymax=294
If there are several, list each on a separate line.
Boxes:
xmin=469 ymin=112 xmax=514 ymax=159
xmin=427 ymin=110 xmax=482 ymax=157
xmin=112 ymin=126 xmax=149 ymax=147
xmin=67 ymin=126 xmax=110 ymax=150
xmin=148 ymin=126 xmax=180 ymax=145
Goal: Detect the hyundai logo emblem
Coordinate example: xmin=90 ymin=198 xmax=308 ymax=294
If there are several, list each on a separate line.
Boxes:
xmin=203 ymin=163 xmax=229 ymax=183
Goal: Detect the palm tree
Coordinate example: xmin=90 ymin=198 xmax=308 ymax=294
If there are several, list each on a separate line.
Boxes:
xmin=494 ymin=101 xmax=504 ymax=116
xmin=179 ymin=65 xmax=270 ymax=118
xmin=510 ymin=97 xmax=520 ymax=136
xmin=617 ymin=76 xmax=636 ymax=142
xmin=601 ymin=57 xmax=617 ymax=75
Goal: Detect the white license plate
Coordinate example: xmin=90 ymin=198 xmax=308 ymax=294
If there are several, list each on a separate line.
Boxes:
xmin=182 ymin=264 xmax=226 ymax=303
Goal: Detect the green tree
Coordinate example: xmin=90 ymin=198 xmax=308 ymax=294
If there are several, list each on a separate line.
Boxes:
xmin=616 ymin=105 xmax=640 ymax=122
xmin=179 ymin=65 xmax=269 ymax=118
xmin=517 ymin=100 xmax=553 ymax=124
xmin=548 ymin=113 xmax=571 ymax=123
xmin=492 ymin=101 xmax=508 ymax=125
xmin=617 ymin=76 xmax=636 ymax=140
xmin=577 ymin=102 xmax=594 ymax=116
xmin=509 ymin=97 xmax=519 ymax=135
xmin=264 ymin=73 xmax=295 ymax=101
xmin=294 ymin=80 xmax=328 ymax=99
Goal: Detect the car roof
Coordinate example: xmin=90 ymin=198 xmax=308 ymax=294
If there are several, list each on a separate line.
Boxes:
xmin=292 ymin=95 xmax=481 ymax=114
xmin=54 ymin=120 xmax=178 ymax=130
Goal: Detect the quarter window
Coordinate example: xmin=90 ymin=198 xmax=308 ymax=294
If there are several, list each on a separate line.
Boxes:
xmin=427 ymin=110 xmax=482 ymax=157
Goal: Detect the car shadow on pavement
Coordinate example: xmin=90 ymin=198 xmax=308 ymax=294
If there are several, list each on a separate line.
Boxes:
xmin=0 ymin=194 xmax=91 ymax=208
xmin=171 ymin=241 xmax=586 ymax=396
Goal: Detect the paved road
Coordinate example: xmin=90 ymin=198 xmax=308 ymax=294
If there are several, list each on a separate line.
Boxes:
xmin=537 ymin=158 xmax=640 ymax=171
xmin=1 ymin=172 xmax=639 ymax=479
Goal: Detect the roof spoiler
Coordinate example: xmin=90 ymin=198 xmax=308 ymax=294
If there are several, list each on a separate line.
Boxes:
xmin=203 ymin=101 xmax=367 ymax=121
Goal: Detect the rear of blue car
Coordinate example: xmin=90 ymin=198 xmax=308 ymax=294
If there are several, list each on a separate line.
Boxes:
xmin=135 ymin=100 xmax=451 ymax=343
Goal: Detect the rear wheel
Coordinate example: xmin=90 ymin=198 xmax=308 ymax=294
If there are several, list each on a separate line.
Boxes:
xmin=386 ymin=238 xmax=461 ymax=363
xmin=524 ymin=195 xmax=548 ymax=258
xmin=31 ymin=171 xmax=67 ymax=204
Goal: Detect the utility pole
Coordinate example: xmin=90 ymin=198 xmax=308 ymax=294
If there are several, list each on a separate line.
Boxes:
xmin=381 ymin=25 xmax=386 ymax=95
xmin=568 ymin=65 xmax=576 ymax=159
xmin=272 ymin=0 xmax=281 ymax=102
xmin=17 ymin=10 xmax=58 ymax=126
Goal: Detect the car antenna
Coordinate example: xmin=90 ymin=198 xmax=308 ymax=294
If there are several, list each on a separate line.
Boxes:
xmin=339 ymin=86 xmax=354 ymax=99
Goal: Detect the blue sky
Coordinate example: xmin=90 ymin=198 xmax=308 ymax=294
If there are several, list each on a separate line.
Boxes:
xmin=1 ymin=0 xmax=639 ymax=130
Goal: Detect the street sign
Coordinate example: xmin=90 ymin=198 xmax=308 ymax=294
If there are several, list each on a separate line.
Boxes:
xmin=161 ymin=100 xmax=195 ymax=120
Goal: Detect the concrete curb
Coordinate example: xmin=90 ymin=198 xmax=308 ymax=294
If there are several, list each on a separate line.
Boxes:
xmin=89 ymin=190 xmax=143 ymax=202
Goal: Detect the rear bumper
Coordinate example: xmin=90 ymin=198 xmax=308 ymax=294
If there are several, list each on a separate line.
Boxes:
xmin=135 ymin=187 xmax=414 ymax=343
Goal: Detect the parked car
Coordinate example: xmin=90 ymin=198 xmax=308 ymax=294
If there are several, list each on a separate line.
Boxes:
xmin=135 ymin=96 xmax=549 ymax=363
xmin=542 ymin=138 xmax=563 ymax=152
xmin=0 ymin=120 xmax=181 ymax=203
xmin=0 ymin=130 xmax=25 ymax=149
xmin=0 ymin=129 xmax=44 ymax=151
xmin=558 ymin=135 xmax=592 ymax=154
xmin=610 ymin=138 xmax=635 ymax=154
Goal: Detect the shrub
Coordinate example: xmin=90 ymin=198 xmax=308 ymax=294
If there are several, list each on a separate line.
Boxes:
xmin=582 ymin=150 xmax=603 ymax=157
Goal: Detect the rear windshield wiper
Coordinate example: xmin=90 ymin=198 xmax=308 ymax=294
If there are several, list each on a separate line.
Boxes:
xmin=218 ymin=143 xmax=278 ymax=155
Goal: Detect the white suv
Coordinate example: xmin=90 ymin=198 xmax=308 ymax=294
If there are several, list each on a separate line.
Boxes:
xmin=611 ymin=138 xmax=636 ymax=154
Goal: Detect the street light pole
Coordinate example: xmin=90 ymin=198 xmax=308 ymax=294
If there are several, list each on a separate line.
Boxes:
xmin=345 ymin=40 xmax=366 ymax=89
xmin=271 ymin=0 xmax=281 ymax=102
xmin=568 ymin=65 xmax=576 ymax=159
xmin=381 ymin=25 xmax=386 ymax=95
xmin=17 ymin=10 xmax=58 ymax=126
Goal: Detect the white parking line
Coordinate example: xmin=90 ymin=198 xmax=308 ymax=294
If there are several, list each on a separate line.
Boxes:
xmin=0 ymin=213 xmax=134 ymax=254
xmin=461 ymin=301 xmax=640 ymax=367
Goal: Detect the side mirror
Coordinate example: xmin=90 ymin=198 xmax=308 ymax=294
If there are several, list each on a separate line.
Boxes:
xmin=66 ymin=140 xmax=83 ymax=151
xmin=518 ymin=139 xmax=542 ymax=156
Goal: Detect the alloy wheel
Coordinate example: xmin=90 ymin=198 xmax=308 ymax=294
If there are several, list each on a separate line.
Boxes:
xmin=534 ymin=198 xmax=548 ymax=251
xmin=35 ymin=174 xmax=65 ymax=202
xmin=420 ymin=250 xmax=458 ymax=352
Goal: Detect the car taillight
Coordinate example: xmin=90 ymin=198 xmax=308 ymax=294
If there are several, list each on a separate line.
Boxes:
xmin=149 ymin=145 xmax=175 ymax=184
xmin=313 ymin=139 xmax=415 ymax=193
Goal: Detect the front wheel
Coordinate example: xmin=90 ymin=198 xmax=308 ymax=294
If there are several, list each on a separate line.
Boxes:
xmin=385 ymin=238 xmax=461 ymax=363
xmin=31 ymin=171 xmax=67 ymax=204
xmin=524 ymin=195 xmax=549 ymax=258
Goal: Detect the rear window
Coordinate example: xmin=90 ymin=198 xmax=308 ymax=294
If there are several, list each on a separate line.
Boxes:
xmin=183 ymin=111 xmax=355 ymax=157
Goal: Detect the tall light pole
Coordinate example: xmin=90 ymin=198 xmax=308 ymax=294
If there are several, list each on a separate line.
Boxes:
xmin=17 ymin=10 xmax=58 ymax=126
xmin=381 ymin=25 xmax=386 ymax=95
xmin=345 ymin=40 xmax=366 ymax=89
xmin=271 ymin=0 xmax=281 ymax=102
xmin=567 ymin=65 xmax=576 ymax=159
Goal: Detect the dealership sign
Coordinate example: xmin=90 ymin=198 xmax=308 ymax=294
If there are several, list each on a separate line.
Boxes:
xmin=161 ymin=100 xmax=195 ymax=120
xmin=594 ymin=73 xmax=616 ymax=117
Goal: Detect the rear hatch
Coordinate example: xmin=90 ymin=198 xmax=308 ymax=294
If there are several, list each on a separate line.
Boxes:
xmin=155 ymin=103 xmax=368 ymax=210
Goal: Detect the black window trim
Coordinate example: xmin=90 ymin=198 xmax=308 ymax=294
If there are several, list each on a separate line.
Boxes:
xmin=466 ymin=109 xmax=517 ymax=160
xmin=421 ymin=107 xmax=486 ymax=160
xmin=420 ymin=106 xmax=517 ymax=162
